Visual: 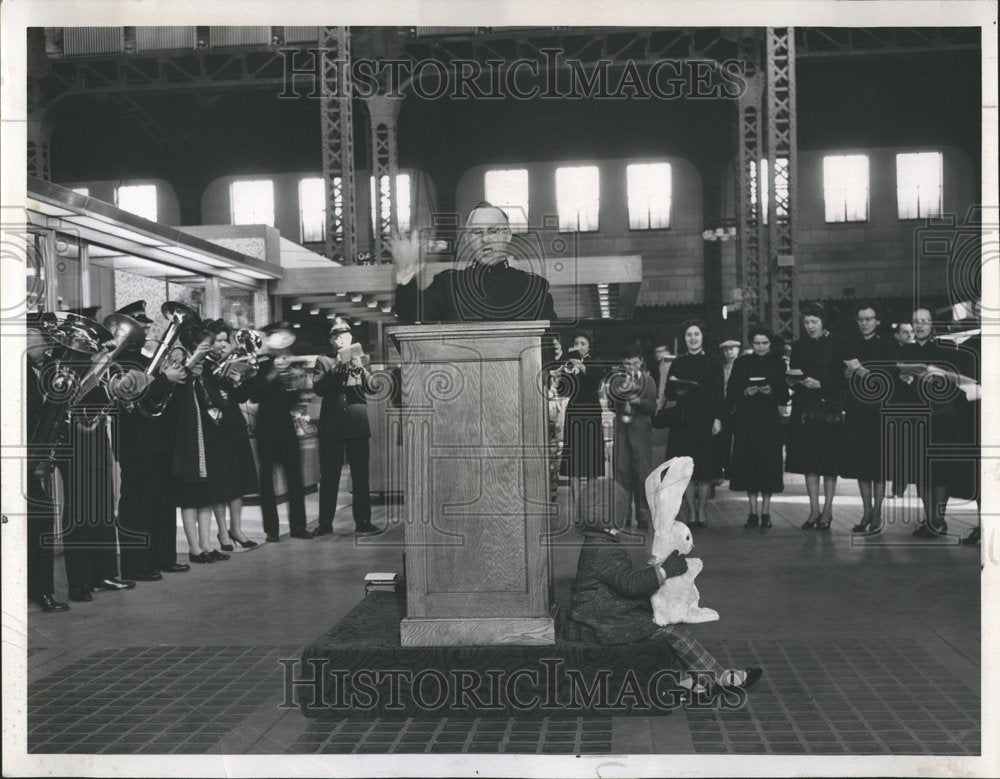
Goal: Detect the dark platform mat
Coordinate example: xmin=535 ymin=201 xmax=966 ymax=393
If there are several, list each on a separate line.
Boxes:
xmin=299 ymin=580 xmax=685 ymax=718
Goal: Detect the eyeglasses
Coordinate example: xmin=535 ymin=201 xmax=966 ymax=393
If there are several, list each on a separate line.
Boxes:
xmin=465 ymin=227 xmax=507 ymax=238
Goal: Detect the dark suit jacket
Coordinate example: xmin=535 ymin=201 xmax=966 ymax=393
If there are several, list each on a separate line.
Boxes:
xmin=111 ymin=347 xmax=173 ymax=460
xmin=394 ymin=259 xmax=557 ymax=323
xmin=228 ymin=355 xmax=299 ymax=441
xmin=312 ymin=353 xmax=371 ymax=440
xmin=570 ymin=530 xmax=661 ymax=645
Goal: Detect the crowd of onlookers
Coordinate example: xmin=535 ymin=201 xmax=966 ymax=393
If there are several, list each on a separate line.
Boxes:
xmin=550 ymin=301 xmax=982 ymax=545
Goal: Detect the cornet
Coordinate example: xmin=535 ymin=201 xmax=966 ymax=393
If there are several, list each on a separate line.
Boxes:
xmin=207 ymin=328 xmax=263 ymax=384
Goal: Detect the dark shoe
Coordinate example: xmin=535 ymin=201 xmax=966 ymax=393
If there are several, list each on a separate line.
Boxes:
xmin=122 ymin=570 xmax=163 ymax=582
xmin=93 ymin=577 xmax=136 ymax=592
xmin=744 ymin=513 xmax=759 ymax=529
xmin=158 ymin=562 xmax=191 ymax=573
xmin=801 ymin=517 xmax=817 ymax=530
xmin=31 ymin=594 xmax=70 ymax=612
xmin=208 ymin=549 xmax=230 ymax=561
xmin=228 ymin=530 xmax=258 ymax=549
xmin=912 ymin=523 xmax=934 ymax=538
xmin=868 ymin=514 xmax=883 ymax=534
xmin=732 ymin=667 xmax=764 ymax=690
xmin=355 ymin=524 xmax=381 ymax=536
xmin=217 ymin=536 xmax=235 ymax=553
xmin=68 ymin=586 xmax=93 ymax=603
xmin=189 ymin=552 xmax=213 ymax=564
xmin=851 ymin=517 xmax=872 ymax=533
xmin=691 ymin=518 xmax=707 ymax=528
xmin=289 ymin=529 xmax=313 ymax=540
xmin=960 ymin=527 xmax=981 ymax=546
xmin=266 ymin=533 xmax=281 ymax=543
xmin=760 ymin=514 xmax=772 ymax=529
xmin=928 ymin=521 xmax=949 ymax=536
xmin=312 ymin=526 xmax=332 ymax=537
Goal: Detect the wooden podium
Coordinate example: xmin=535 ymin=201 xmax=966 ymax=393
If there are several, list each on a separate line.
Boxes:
xmin=389 ymin=321 xmax=555 ymax=646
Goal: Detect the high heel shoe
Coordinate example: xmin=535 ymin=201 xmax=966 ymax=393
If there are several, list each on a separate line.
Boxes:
xmin=851 ymin=516 xmax=872 ymax=533
xmin=217 ymin=534 xmax=234 ymax=553
xmin=801 ymin=514 xmax=819 ymax=530
xmin=228 ymin=530 xmax=258 ymax=549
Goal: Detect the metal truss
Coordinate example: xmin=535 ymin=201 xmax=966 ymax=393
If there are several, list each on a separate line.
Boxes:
xmin=366 ymin=96 xmax=401 ymax=265
xmin=735 ymin=30 xmax=766 ymax=343
xmin=795 ymin=27 xmax=979 ymax=58
xmin=766 ymin=27 xmax=798 ymax=344
xmin=320 ymin=26 xmax=357 ymax=264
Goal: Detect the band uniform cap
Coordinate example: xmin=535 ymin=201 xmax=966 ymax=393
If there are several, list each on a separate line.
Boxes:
xmin=115 ymin=300 xmax=153 ymax=324
xmin=719 ymin=339 xmax=742 ymax=349
xmin=329 ymin=317 xmax=352 ymax=335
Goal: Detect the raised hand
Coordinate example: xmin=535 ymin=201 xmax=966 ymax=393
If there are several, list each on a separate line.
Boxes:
xmin=387 ymin=229 xmax=424 ymax=286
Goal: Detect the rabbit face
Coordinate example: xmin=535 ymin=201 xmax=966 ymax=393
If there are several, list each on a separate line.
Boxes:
xmin=649 ymin=519 xmax=693 ymax=563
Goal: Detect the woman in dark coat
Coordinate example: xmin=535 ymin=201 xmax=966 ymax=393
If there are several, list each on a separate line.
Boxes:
xmin=168 ymin=321 xmax=230 ymax=563
xmin=840 ymin=302 xmax=897 ymax=534
xmin=786 ymin=303 xmax=845 ymax=530
xmin=662 ymin=319 xmax=725 ymax=527
xmin=203 ymin=321 xmax=260 ymax=550
xmin=558 ymin=329 xmax=608 ymax=519
xmin=726 ymin=327 xmax=788 ymax=530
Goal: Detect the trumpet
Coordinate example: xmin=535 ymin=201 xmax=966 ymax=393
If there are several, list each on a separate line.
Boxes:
xmin=139 ymin=301 xmax=199 ymax=417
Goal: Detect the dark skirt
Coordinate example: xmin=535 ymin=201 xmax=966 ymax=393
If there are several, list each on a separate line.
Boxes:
xmin=562 ymin=406 xmax=605 ymax=479
xmin=839 ymin=406 xmax=886 ymax=481
xmin=785 ymin=394 xmax=844 ymax=477
xmin=665 ymin=421 xmax=720 ymax=482
xmin=205 ymin=417 xmax=259 ymax=504
xmin=173 ymin=477 xmax=212 ymax=509
xmin=728 ymin=415 xmax=784 ymax=493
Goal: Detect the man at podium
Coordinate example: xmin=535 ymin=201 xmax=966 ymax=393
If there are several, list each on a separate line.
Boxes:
xmin=391 ymin=202 xmax=557 ymax=323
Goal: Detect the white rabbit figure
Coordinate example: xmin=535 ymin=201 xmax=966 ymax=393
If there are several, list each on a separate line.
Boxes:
xmin=644 ymin=457 xmax=720 ymax=626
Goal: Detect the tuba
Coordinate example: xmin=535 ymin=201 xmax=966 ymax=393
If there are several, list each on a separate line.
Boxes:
xmin=28 ymin=312 xmax=115 ymax=469
xmin=72 ymin=311 xmax=149 ymax=407
xmin=138 ymin=301 xmax=199 ymax=417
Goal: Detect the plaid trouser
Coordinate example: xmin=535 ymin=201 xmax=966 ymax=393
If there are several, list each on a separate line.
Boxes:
xmin=650 ymin=625 xmax=725 ymax=677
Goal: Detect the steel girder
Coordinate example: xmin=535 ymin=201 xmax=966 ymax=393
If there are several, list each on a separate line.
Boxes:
xmin=320 ymin=26 xmax=357 ymax=264
xmin=766 ymin=27 xmax=798 ymax=344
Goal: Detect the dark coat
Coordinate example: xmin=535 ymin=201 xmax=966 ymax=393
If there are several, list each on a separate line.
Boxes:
xmin=785 ymin=333 xmax=846 ymax=476
xmin=839 ymin=333 xmax=897 ymax=480
xmin=312 ymin=353 xmax=372 ymax=440
xmin=569 ymin=530 xmax=661 ymax=645
xmin=726 ymin=352 xmax=788 ymax=492
xmin=664 ymin=352 xmax=725 ymax=481
xmin=394 ymin=259 xmax=557 ymax=323
xmin=228 ymin=355 xmax=299 ymax=441
xmin=111 ymin=347 xmax=174 ymax=461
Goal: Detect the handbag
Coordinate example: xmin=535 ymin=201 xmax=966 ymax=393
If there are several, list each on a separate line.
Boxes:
xmin=801 ymin=395 xmax=844 ymax=428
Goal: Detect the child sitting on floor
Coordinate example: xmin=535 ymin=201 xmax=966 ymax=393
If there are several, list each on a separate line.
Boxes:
xmin=569 ymin=479 xmax=762 ymax=694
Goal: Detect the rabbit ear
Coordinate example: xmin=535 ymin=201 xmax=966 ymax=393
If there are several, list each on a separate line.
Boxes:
xmin=647 ymin=457 xmax=694 ymax=535
xmin=645 ymin=459 xmax=674 ymax=531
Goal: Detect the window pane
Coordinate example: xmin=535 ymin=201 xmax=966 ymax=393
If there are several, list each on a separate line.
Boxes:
xmin=627 ymin=163 xmax=671 ymax=230
xmin=230 ymin=180 xmax=274 ymax=226
xmin=896 ymin=152 xmax=942 ymax=219
xmin=555 ymin=165 xmax=600 ymax=232
xmin=370 ymin=173 xmax=411 ymax=234
xmin=299 ymin=177 xmax=331 ymax=243
xmin=116 ymin=184 xmax=158 ymax=221
xmin=823 ymin=155 xmax=869 ymax=223
xmin=485 ymin=169 xmax=529 ymax=232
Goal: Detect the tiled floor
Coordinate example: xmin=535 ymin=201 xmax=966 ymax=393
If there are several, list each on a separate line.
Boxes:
xmin=22 ymin=476 xmax=982 ymax=756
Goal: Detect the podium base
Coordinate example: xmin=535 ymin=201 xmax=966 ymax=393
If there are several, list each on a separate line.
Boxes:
xmin=400 ymin=609 xmax=557 ymax=647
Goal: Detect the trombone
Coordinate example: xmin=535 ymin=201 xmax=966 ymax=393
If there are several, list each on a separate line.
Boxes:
xmin=138 ymin=301 xmax=199 ymax=417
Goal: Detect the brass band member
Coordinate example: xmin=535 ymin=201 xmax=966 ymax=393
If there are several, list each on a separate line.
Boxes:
xmin=202 ymin=320 xmax=260 ymax=549
xmin=167 ymin=321 xmax=229 ymax=563
xmin=228 ymin=322 xmax=311 ymax=542
xmin=113 ymin=301 xmax=190 ymax=581
xmin=311 ymin=317 xmax=378 ymax=537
